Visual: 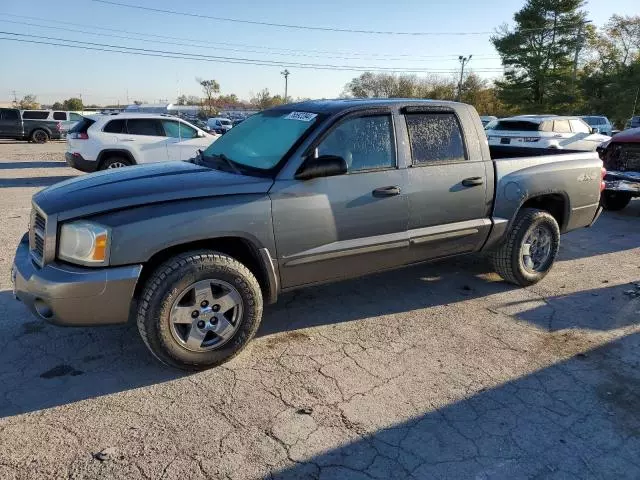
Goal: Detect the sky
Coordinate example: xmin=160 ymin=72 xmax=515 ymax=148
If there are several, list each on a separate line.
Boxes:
xmin=0 ymin=0 xmax=638 ymax=106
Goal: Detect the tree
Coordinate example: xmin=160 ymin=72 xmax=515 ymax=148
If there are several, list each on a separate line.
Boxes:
xmin=62 ymin=97 xmax=83 ymax=111
xmin=133 ymin=100 xmax=143 ymax=105
xmin=17 ymin=94 xmax=39 ymax=110
xmin=51 ymin=102 xmax=64 ymax=110
xmin=197 ymin=78 xmax=220 ymax=115
xmin=176 ymin=95 xmax=187 ymax=105
xmin=250 ymin=89 xmax=285 ymax=109
xmin=491 ymin=0 xmax=588 ymax=113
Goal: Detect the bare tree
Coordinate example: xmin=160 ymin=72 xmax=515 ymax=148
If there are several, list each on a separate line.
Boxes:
xmin=197 ymin=78 xmax=220 ymax=116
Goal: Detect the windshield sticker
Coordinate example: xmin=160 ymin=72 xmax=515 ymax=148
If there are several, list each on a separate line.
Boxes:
xmin=284 ymin=111 xmax=318 ymax=122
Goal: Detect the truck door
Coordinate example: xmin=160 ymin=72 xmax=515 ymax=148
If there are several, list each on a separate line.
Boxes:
xmin=271 ymin=111 xmax=411 ymax=288
xmin=0 ymin=108 xmax=23 ymax=138
xmin=402 ymin=110 xmax=492 ymax=261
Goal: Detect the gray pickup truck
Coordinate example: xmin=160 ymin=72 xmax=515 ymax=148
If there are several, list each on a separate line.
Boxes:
xmin=12 ymin=99 xmax=604 ymax=370
xmin=0 ymin=108 xmax=65 ymax=143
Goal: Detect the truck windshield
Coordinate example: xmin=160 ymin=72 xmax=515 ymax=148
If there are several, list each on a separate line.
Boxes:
xmin=201 ymin=110 xmax=321 ymax=174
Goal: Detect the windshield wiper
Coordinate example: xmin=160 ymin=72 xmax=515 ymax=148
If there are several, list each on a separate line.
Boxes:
xmin=212 ymin=153 xmax=243 ymax=175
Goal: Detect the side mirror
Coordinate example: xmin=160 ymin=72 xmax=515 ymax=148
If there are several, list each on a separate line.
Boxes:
xmin=295 ymin=155 xmax=347 ymax=180
xmin=590 ymin=127 xmax=600 ymax=134
xmin=197 ymin=130 xmax=207 ymax=138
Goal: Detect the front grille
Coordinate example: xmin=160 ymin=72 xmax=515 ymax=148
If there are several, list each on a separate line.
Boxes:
xmin=603 ymin=143 xmax=640 ymax=172
xmin=30 ymin=208 xmax=46 ymax=265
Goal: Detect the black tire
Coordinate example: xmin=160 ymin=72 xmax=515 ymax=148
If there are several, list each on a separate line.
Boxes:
xmin=30 ymin=129 xmax=49 ymax=144
xmin=600 ymin=191 xmax=632 ymax=211
xmin=491 ymin=208 xmax=560 ymax=287
xmin=100 ymin=156 xmax=133 ymax=170
xmin=136 ymin=250 xmax=263 ymax=371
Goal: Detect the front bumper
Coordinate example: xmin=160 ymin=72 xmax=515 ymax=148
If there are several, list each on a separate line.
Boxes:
xmin=65 ymin=152 xmax=99 ymax=173
xmin=12 ymin=234 xmax=142 ymax=326
xmin=604 ymin=171 xmax=640 ymax=196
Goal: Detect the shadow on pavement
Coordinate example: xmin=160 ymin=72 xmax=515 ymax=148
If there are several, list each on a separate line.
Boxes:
xmin=272 ymin=331 xmax=640 ymax=480
xmin=0 ymin=161 xmax=67 ymax=170
xmin=558 ymin=199 xmax=640 ymax=261
xmin=0 ymin=176 xmax=76 ymax=188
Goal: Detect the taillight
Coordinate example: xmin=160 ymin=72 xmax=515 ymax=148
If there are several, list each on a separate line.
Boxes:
xmin=600 ymin=166 xmax=606 ymax=192
xmin=72 ymin=132 xmax=89 ymax=140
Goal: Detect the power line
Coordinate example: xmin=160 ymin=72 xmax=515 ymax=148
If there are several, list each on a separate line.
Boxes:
xmin=0 ymin=14 xmax=501 ymax=60
xmin=0 ymin=18 xmax=501 ymax=63
xmin=90 ymin=0 xmax=591 ymax=36
xmin=0 ymin=31 xmax=505 ymax=73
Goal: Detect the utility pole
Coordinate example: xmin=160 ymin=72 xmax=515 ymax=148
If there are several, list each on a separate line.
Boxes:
xmin=457 ymin=55 xmax=472 ymax=102
xmin=11 ymin=90 xmax=17 ymax=106
xmin=281 ymin=69 xmax=290 ymax=102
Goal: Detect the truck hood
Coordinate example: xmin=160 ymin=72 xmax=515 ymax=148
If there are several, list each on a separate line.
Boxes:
xmin=610 ymin=127 xmax=640 ymax=144
xmin=34 ymin=161 xmax=274 ymax=221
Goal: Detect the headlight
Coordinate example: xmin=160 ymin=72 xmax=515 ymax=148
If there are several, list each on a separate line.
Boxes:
xmin=58 ymin=221 xmax=110 ymax=266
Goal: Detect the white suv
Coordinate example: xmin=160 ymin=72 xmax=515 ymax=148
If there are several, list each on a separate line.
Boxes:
xmin=65 ymin=113 xmax=217 ymax=171
xmin=486 ymin=115 xmax=610 ymax=155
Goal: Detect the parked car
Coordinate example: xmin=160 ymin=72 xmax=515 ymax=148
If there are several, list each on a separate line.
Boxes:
xmin=0 ymin=108 xmax=64 ymax=143
xmin=581 ymin=115 xmax=613 ymax=136
xmin=65 ymin=113 xmax=217 ymax=171
xmin=624 ymin=116 xmax=640 ymax=130
xmin=207 ymin=117 xmax=233 ymax=134
xmin=480 ymin=115 xmax=497 ymax=127
xmin=597 ymin=127 xmax=640 ymax=211
xmin=486 ymin=115 xmax=610 ymax=158
xmin=12 ymin=99 xmax=604 ymax=370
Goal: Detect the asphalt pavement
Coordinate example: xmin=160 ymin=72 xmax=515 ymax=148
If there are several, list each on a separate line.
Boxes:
xmin=0 ymin=140 xmax=639 ymax=480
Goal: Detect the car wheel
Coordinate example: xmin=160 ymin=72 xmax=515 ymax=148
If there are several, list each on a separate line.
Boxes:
xmin=136 ymin=250 xmax=263 ymax=371
xmin=30 ymin=129 xmax=49 ymax=144
xmin=600 ymin=191 xmax=631 ymax=211
xmin=100 ymin=156 xmax=132 ymax=170
xmin=491 ymin=208 xmax=560 ymax=287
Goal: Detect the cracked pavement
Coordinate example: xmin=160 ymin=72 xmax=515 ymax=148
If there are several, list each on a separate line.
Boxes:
xmin=0 ymin=140 xmax=639 ymax=479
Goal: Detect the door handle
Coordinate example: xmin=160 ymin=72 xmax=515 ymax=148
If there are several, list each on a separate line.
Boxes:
xmin=121 ymin=138 xmax=135 ymax=142
xmin=461 ymin=177 xmax=484 ymax=187
xmin=372 ymin=186 xmax=401 ymax=197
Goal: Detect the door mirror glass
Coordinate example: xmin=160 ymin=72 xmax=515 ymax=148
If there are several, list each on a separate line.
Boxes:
xmin=295 ymin=155 xmax=347 ymax=180
xmin=197 ymin=130 xmax=207 ymax=138
xmin=591 ymin=127 xmax=600 ymax=134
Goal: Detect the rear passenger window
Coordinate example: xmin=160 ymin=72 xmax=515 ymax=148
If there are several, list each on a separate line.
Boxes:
xmin=22 ymin=111 xmax=50 ymax=120
xmin=53 ymin=112 xmax=67 ymax=120
xmin=570 ymin=119 xmax=590 ymax=134
xmin=405 ymin=113 xmax=466 ymax=164
xmin=126 ymin=119 xmax=163 ymax=136
xmin=317 ymin=115 xmax=395 ymax=172
xmin=0 ymin=109 xmax=19 ymax=120
xmin=553 ymin=120 xmax=571 ymax=133
xmin=103 ymin=119 xmax=126 ymax=133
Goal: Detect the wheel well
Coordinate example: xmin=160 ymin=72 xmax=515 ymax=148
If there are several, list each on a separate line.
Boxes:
xmin=97 ymin=150 xmax=136 ymax=169
xmin=29 ymin=128 xmax=49 ymax=138
xmin=521 ymin=194 xmax=567 ymax=230
xmin=133 ymin=237 xmax=271 ymax=307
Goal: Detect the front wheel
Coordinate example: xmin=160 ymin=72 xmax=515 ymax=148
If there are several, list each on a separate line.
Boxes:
xmin=100 ymin=156 xmax=132 ymax=170
xmin=136 ymin=250 xmax=263 ymax=371
xmin=600 ymin=191 xmax=631 ymax=211
xmin=491 ymin=208 xmax=560 ymax=286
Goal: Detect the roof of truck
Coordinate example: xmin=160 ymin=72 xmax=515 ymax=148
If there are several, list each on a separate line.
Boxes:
xmin=271 ymin=98 xmax=461 ymax=114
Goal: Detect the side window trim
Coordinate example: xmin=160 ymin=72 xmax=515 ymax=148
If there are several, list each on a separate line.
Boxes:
xmin=404 ymin=111 xmax=469 ymax=166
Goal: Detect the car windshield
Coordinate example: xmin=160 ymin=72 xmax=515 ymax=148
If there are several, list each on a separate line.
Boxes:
xmin=201 ymin=110 xmax=321 ymax=174
xmin=583 ymin=117 xmax=601 ymax=126
xmin=491 ymin=120 xmax=540 ymax=131
xmin=220 ymin=119 xmax=232 ymax=126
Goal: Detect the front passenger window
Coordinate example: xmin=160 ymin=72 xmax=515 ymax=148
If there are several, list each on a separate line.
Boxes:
xmin=317 ymin=115 xmax=395 ymax=172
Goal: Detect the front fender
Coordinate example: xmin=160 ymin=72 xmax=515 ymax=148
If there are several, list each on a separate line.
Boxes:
xmin=92 ymin=195 xmax=276 ymax=266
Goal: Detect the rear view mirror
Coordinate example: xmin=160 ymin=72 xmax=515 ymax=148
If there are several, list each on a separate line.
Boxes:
xmin=295 ymin=155 xmax=347 ymax=180
xmin=591 ymin=127 xmax=600 ymax=134
xmin=197 ymin=130 xmax=206 ymax=138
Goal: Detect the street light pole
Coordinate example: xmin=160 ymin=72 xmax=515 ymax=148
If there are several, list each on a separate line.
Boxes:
xmin=281 ymin=69 xmax=290 ymax=102
xmin=457 ymin=55 xmax=472 ymax=102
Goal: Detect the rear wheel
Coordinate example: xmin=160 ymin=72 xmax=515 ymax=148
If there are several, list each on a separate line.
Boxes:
xmin=30 ymin=129 xmax=49 ymax=144
xmin=136 ymin=250 xmax=263 ymax=371
xmin=600 ymin=191 xmax=631 ymax=211
xmin=100 ymin=156 xmax=132 ymax=170
xmin=491 ymin=208 xmax=560 ymax=286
